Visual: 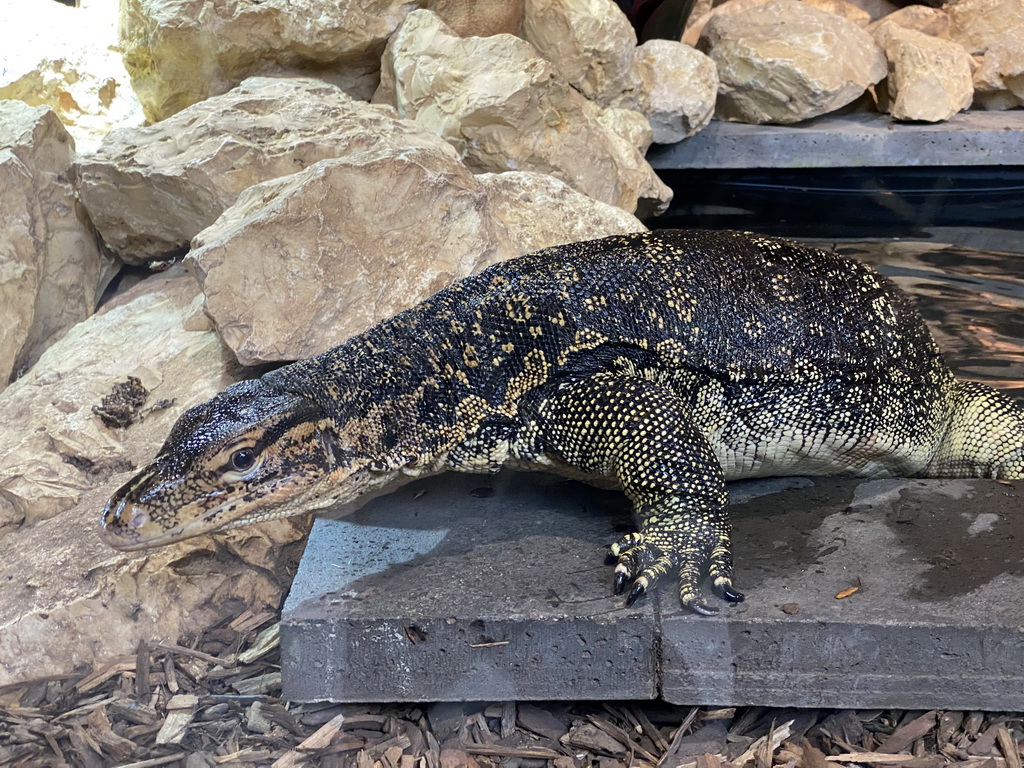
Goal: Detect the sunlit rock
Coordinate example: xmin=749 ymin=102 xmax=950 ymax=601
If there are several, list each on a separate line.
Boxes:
xmin=477 ymin=171 xmax=647 ymax=256
xmin=118 ymin=0 xmax=417 ymax=122
xmin=0 ymin=0 xmax=143 ymax=154
xmin=867 ymin=6 xmax=950 ymax=38
xmin=0 ymin=102 xmax=106 ymax=392
xmin=699 ymin=0 xmax=887 ymax=124
xmin=522 ymin=0 xmax=641 ymax=109
xmin=74 ymin=77 xmax=455 ymax=264
xmin=376 ymin=10 xmax=671 ymax=216
xmin=633 ymin=39 xmax=718 ymax=143
xmin=874 ymin=23 xmax=973 ymax=122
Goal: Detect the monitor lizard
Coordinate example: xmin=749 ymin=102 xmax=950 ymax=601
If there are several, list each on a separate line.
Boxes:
xmin=100 ymin=229 xmax=1024 ymax=615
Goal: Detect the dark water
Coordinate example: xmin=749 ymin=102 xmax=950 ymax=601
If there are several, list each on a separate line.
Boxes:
xmin=826 ymin=240 xmax=1024 ymax=398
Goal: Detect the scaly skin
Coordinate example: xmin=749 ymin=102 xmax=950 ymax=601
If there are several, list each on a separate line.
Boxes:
xmin=101 ymin=230 xmax=1024 ymax=614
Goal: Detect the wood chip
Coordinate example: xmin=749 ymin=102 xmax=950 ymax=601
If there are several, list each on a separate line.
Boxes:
xmin=826 ymin=753 xmax=922 ymax=763
xmin=996 ymin=726 xmax=1022 ymax=768
xmin=154 ymin=694 xmax=198 ymax=745
xmin=463 ymin=743 xmax=563 ymax=759
xmin=877 ymin=711 xmax=937 ymax=754
xmin=272 ymin=712 xmax=346 ymax=768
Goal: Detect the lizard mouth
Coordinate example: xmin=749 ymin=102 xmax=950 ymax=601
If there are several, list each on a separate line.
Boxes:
xmin=99 ymin=464 xmax=244 ymax=551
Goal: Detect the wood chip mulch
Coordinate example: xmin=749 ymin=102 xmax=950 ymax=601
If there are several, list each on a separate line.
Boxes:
xmin=1 ymin=611 xmax=1022 ymax=768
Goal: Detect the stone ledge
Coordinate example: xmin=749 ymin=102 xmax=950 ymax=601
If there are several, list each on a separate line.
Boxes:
xmin=646 ymin=112 xmax=1024 ymax=169
xmin=280 ymin=473 xmax=658 ymax=703
xmin=281 ymin=473 xmax=1024 ymax=707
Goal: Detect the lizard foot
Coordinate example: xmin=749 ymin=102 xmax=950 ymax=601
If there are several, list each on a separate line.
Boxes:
xmin=609 ymin=523 xmax=744 ymax=615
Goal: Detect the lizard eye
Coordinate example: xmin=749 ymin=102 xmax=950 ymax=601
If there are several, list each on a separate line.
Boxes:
xmin=229 ymin=448 xmax=257 ymax=472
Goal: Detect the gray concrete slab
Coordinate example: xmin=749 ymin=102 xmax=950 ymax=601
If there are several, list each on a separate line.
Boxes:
xmin=282 ymin=472 xmax=1024 ymax=708
xmin=280 ymin=472 xmax=658 ymax=703
xmin=646 ymin=112 xmax=1024 ymax=169
xmin=661 ymin=477 xmax=1024 ymax=710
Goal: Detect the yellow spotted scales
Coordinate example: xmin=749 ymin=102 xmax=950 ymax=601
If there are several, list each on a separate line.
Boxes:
xmin=101 ymin=230 xmax=1024 ymax=614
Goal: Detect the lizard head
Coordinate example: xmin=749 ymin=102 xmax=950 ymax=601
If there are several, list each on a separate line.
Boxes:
xmin=100 ymin=376 xmax=378 ymax=550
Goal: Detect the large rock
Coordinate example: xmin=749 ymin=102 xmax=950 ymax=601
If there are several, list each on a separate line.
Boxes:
xmin=428 ymin=0 xmax=527 ymax=36
xmin=633 ymin=39 xmax=718 ymax=143
xmin=972 ymin=36 xmax=1024 ymax=109
xmin=187 ymin=147 xmax=515 ymax=365
xmin=522 ymin=0 xmax=641 ymax=109
xmin=73 ymin=77 xmax=461 ymax=264
xmin=118 ymin=0 xmax=417 ymax=122
xmin=376 ymin=10 xmax=671 ymax=216
xmin=476 ymin=171 xmax=647 ymax=256
xmin=874 ymin=23 xmax=973 ymax=122
xmin=0 ymin=269 xmax=309 ymax=687
xmin=684 ymin=0 xmax=872 ymax=46
xmin=0 ymin=0 xmax=144 ymax=154
xmin=867 ymin=6 xmax=950 ymax=38
xmin=188 ymin=162 xmax=651 ymax=366
xmin=699 ymin=0 xmax=887 ymax=125
xmin=947 ymin=0 xmax=1024 ymax=55
xmin=0 ymin=102 xmax=106 ymax=393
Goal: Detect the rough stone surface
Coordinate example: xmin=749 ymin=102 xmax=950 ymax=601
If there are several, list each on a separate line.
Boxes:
xmin=660 ymin=477 xmax=1024 ymax=709
xmin=282 ymin=472 xmax=1024 ymax=708
xmin=0 ymin=101 xmax=105 ymax=392
xmin=867 ymin=6 xmax=950 ymax=38
xmin=947 ymin=0 xmax=1024 ymax=55
xmin=699 ymin=0 xmax=888 ymax=125
xmin=646 ymin=111 xmax=1024 ymax=168
xmin=522 ymin=0 xmax=640 ymax=109
xmin=427 ymin=0 xmax=526 ymax=36
xmin=281 ymin=473 xmax=658 ymax=703
xmin=874 ymin=23 xmax=974 ymax=122
xmin=0 ymin=270 xmax=309 ymax=687
xmin=73 ymin=77 xmax=458 ymax=264
xmin=186 ymin=147 xmax=515 ymax=365
xmin=118 ymin=0 xmax=416 ymax=122
xmin=972 ymin=35 xmax=1024 ymax=109
xmin=476 ymin=172 xmax=647 ymax=256
xmin=633 ymin=40 xmax=718 ymax=144
xmin=683 ymin=0 xmax=872 ymax=46
xmin=0 ymin=0 xmax=144 ymax=154
xmin=376 ymin=10 xmax=672 ymax=217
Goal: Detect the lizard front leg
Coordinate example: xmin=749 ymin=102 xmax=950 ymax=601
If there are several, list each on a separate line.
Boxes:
xmin=525 ymin=372 xmax=744 ymax=615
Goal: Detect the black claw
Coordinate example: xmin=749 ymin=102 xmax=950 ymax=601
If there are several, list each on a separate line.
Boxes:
xmin=605 ymin=550 xmax=618 ymax=566
xmin=625 ymin=581 xmax=646 ymax=607
xmin=716 ymin=584 xmax=745 ymax=603
xmin=687 ymin=600 xmax=719 ymax=617
xmin=613 ymin=570 xmax=628 ymax=595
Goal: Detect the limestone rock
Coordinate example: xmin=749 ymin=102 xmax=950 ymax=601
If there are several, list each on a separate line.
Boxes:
xmin=699 ymin=0 xmax=887 ymax=125
xmin=187 ymin=146 xmax=516 ymax=365
xmin=477 ymin=172 xmax=647 ymax=255
xmin=947 ymin=0 xmax=1024 ymax=56
xmin=868 ymin=6 xmax=950 ymax=38
xmin=0 ymin=270 xmax=225 ymax=531
xmin=522 ymin=0 xmax=641 ymax=108
xmin=684 ymin=0 xmax=871 ymax=46
xmin=427 ymin=0 xmax=526 ymax=37
xmin=633 ymin=39 xmax=718 ymax=143
xmin=0 ymin=0 xmax=144 ymax=154
xmin=0 ymin=269 xmax=308 ymax=685
xmin=972 ymin=36 xmax=1024 ymax=108
xmin=118 ymin=0 xmax=417 ymax=123
xmin=874 ymin=23 xmax=973 ymax=122
xmin=598 ymin=108 xmax=654 ymax=154
xmin=0 ymin=102 xmax=106 ymax=392
xmin=376 ymin=10 xmax=671 ymax=216
xmin=74 ymin=77 xmax=460 ymax=264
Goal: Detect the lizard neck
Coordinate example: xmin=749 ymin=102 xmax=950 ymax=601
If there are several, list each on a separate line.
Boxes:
xmin=262 ymin=300 xmax=494 ymax=475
